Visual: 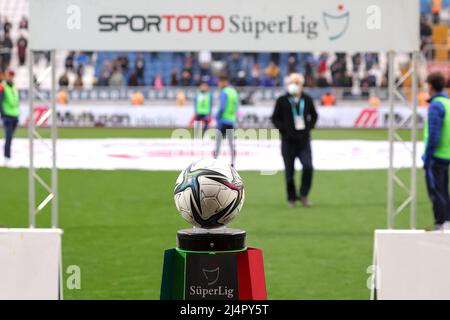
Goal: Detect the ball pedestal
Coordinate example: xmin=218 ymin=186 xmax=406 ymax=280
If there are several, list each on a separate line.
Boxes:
xmin=160 ymin=228 xmax=267 ymax=300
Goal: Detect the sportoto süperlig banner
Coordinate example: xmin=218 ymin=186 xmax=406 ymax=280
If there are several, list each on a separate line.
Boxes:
xmin=30 ymin=0 xmax=419 ymax=52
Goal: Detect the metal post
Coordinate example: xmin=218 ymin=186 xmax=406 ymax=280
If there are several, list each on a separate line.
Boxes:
xmin=51 ymin=49 xmax=58 ymax=228
xmin=28 ymin=50 xmax=35 ymax=228
xmin=387 ymin=51 xmax=395 ymax=229
xmin=410 ymin=51 xmax=419 ymax=229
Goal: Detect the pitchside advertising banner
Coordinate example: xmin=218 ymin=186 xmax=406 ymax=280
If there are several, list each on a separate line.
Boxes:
xmin=30 ymin=0 xmax=419 ymax=52
xmin=18 ymin=105 xmax=428 ymax=129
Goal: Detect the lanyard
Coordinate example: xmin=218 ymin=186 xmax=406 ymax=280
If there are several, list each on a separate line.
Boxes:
xmin=289 ymin=97 xmax=305 ymax=118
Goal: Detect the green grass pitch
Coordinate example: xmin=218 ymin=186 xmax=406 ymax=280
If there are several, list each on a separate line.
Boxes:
xmin=0 ymin=128 xmax=431 ymax=299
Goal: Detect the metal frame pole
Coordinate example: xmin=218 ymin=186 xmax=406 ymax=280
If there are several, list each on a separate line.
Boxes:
xmin=387 ymin=51 xmax=395 ymax=229
xmin=51 ymin=49 xmax=58 ymax=228
xmin=410 ymin=51 xmax=419 ymax=229
xmin=28 ymin=50 xmax=35 ymax=228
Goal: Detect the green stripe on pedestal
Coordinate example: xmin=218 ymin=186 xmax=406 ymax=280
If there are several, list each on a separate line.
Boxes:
xmin=160 ymin=248 xmax=187 ymax=300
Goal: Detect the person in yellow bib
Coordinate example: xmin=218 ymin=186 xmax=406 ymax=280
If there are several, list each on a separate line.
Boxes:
xmin=0 ymin=70 xmax=19 ymax=166
xmin=193 ymin=80 xmax=213 ymax=138
xmin=213 ymin=74 xmax=238 ymax=167
xmin=422 ymin=72 xmax=450 ymax=230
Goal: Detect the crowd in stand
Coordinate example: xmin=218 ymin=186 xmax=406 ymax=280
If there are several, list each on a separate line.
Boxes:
xmin=0 ymin=0 xmax=448 ymax=92
xmin=0 ymin=15 xmax=28 ymax=72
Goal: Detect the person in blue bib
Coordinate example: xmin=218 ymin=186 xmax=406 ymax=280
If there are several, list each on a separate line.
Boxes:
xmin=422 ymin=72 xmax=450 ymax=231
xmin=213 ymin=74 xmax=239 ymax=167
xmin=193 ymin=80 xmax=213 ymax=138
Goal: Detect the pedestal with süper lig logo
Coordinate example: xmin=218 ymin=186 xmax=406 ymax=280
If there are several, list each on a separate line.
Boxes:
xmin=160 ymin=228 xmax=267 ymax=300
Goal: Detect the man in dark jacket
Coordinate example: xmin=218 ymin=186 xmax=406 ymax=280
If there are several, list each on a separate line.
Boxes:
xmin=271 ymin=73 xmax=318 ymax=208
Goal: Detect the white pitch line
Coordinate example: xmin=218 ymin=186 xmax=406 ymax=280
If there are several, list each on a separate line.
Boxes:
xmin=0 ymin=138 xmax=425 ymax=172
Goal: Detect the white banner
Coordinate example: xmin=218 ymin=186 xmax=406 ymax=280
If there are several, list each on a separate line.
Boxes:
xmin=30 ymin=0 xmax=419 ymax=52
xmin=1 ymin=139 xmax=424 ymax=171
xmin=18 ymin=104 xmax=429 ymax=129
xmin=0 ymin=229 xmax=62 ymax=300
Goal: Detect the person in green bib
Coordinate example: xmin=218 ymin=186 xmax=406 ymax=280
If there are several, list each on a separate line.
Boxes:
xmin=213 ymin=74 xmax=238 ymax=167
xmin=422 ymin=72 xmax=450 ymax=230
xmin=0 ymin=70 xmax=19 ymax=166
xmin=193 ymin=80 xmax=213 ymax=138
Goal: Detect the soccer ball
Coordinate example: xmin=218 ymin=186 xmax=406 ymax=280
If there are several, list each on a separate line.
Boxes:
xmin=174 ymin=159 xmax=245 ymax=229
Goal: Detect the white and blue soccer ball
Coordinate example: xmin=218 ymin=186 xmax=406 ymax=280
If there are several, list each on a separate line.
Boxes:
xmin=174 ymin=159 xmax=245 ymax=229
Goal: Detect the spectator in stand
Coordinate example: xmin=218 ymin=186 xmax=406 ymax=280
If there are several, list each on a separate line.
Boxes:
xmin=3 ymin=18 xmax=11 ymax=34
xmin=75 ymin=52 xmax=90 ymax=69
xmin=58 ymin=71 xmax=69 ymax=87
xmin=432 ymin=0 xmax=442 ymax=24
xmin=420 ymin=15 xmax=433 ymax=51
xmin=318 ymin=54 xmax=328 ymax=75
xmin=128 ymin=72 xmax=139 ymax=87
xmin=287 ymin=55 xmax=298 ymax=75
xmin=17 ymin=34 xmax=27 ymax=66
xmin=199 ymin=50 xmax=212 ymax=76
xmin=321 ymin=92 xmax=336 ymax=107
xmin=74 ymin=74 xmax=83 ymax=88
xmin=0 ymin=37 xmax=4 ymax=72
xmin=192 ymin=73 xmax=202 ymax=87
xmin=98 ymin=68 xmax=111 ymax=86
xmin=109 ymin=66 xmax=125 ymax=87
xmin=265 ymin=61 xmax=280 ymax=85
xmin=180 ymin=70 xmax=192 ymax=87
xmin=65 ymin=52 xmax=75 ymax=70
xmin=153 ymin=73 xmax=164 ymax=89
xmin=118 ymin=55 xmax=129 ymax=74
xmin=236 ymin=71 xmax=247 ymax=87
xmin=317 ymin=73 xmax=329 ymax=88
xmin=262 ymin=73 xmax=276 ymax=87
xmin=352 ymin=53 xmax=362 ymax=73
xmin=19 ymin=16 xmax=28 ymax=29
xmin=2 ymin=32 xmax=12 ymax=71
xmin=250 ymin=64 xmax=261 ymax=86
xmin=170 ymin=68 xmax=179 ymax=86
xmin=135 ymin=54 xmax=145 ymax=85
xmin=227 ymin=53 xmax=242 ymax=85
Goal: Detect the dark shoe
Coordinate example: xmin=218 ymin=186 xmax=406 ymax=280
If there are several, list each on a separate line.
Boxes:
xmin=300 ymin=196 xmax=312 ymax=208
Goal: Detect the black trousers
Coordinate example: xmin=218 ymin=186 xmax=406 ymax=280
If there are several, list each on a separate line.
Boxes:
xmin=425 ymin=159 xmax=450 ymax=225
xmin=2 ymin=116 xmax=18 ymax=159
xmin=281 ymin=139 xmax=313 ymax=201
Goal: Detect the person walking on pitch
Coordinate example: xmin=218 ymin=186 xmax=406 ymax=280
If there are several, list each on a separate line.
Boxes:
xmin=423 ymin=72 xmax=450 ymax=231
xmin=271 ymin=73 xmax=318 ymax=208
xmin=213 ymin=75 xmax=238 ymax=166
xmin=193 ymin=80 xmax=213 ymax=138
xmin=0 ymin=70 xmax=19 ymax=167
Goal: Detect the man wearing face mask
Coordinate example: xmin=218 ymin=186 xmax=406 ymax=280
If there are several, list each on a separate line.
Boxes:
xmin=271 ymin=73 xmax=318 ymax=208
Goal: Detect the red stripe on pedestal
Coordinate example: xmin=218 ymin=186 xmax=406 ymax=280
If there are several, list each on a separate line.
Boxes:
xmin=237 ymin=248 xmax=267 ymax=300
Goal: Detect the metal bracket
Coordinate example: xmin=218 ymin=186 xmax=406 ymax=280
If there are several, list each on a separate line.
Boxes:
xmin=28 ymin=49 xmax=58 ymax=228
